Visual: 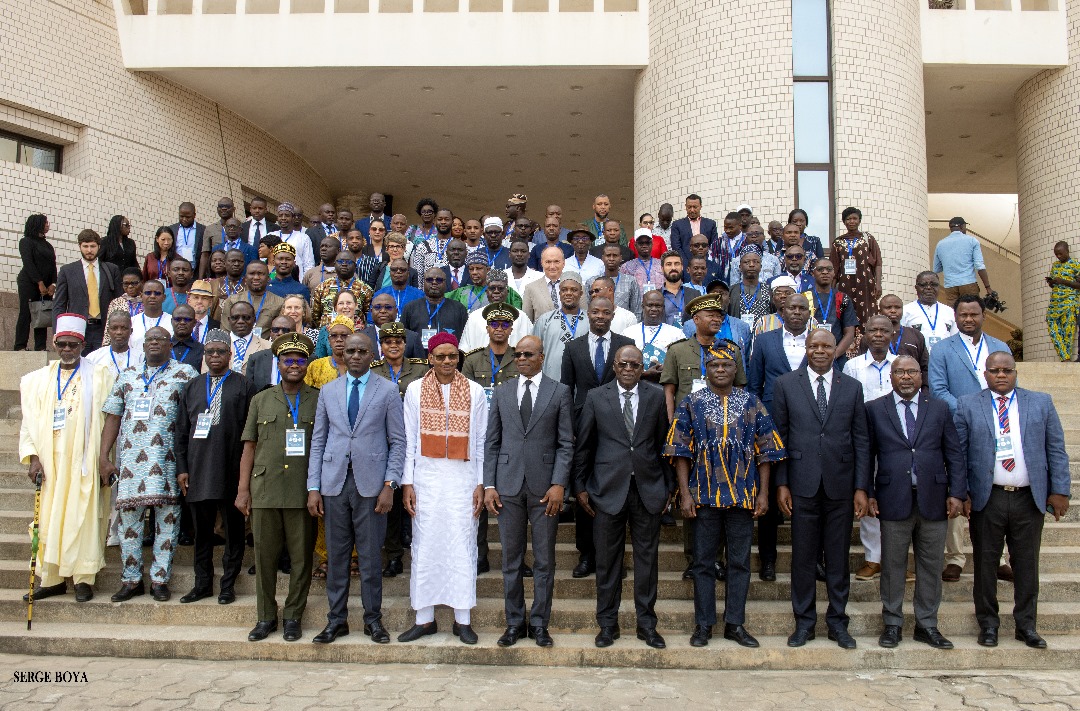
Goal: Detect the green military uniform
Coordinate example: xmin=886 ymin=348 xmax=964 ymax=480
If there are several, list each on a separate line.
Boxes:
xmin=661 ymin=337 xmax=747 ymax=408
xmin=242 ymin=381 xmax=319 ymax=623
xmin=370 ymin=358 xmax=429 ymax=399
xmin=461 ymin=346 xmax=519 ymax=390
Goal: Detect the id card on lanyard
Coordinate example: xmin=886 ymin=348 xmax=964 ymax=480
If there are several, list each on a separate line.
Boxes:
xmin=134 ymin=363 xmax=166 ymax=421
xmin=54 ymin=364 xmax=79 ymax=430
xmin=284 ymin=390 xmax=305 ymax=456
xmin=843 ymin=238 xmax=858 ymax=275
xmin=194 ymin=372 xmax=229 ymax=439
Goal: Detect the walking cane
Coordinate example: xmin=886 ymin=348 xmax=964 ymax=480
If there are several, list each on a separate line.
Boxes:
xmin=27 ymin=475 xmax=42 ymax=631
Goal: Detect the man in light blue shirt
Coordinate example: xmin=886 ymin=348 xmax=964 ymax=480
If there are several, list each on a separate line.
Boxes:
xmin=932 ymin=217 xmax=993 ymax=305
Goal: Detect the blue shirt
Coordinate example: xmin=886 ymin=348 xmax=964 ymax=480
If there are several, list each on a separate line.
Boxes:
xmin=374 ymin=285 xmax=424 ymax=316
xmin=346 ymin=370 xmax=370 ymax=406
xmin=933 ymin=231 xmax=986 ymax=288
xmin=266 ymin=276 xmax=311 ymax=301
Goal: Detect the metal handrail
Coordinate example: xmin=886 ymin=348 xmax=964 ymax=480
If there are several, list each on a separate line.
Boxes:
xmin=929 ymin=220 xmax=1020 ymax=263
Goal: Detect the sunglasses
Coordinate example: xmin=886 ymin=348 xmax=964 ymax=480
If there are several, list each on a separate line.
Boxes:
xmin=488 ymin=321 xmax=512 ymax=330
xmin=143 ymin=290 xmax=164 ymax=297
xmin=425 ymin=277 xmax=446 ymax=284
xmin=172 ymin=316 xmax=194 ymax=323
xmin=389 ymin=267 xmax=408 ymax=272
xmin=144 ymin=335 xmax=170 ymax=343
xmin=270 ymin=326 xmax=292 ymax=334
xmin=344 ymin=348 xmax=371 ymax=355
xmin=203 ymin=348 xmax=229 ymax=356
xmin=371 ymin=303 xmax=395 ymax=311
xmin=514 ymin=351 xmax=537 ymax=359
xmin=615 ymin=361 xmax=643 ymax=370
xmin=430 ymin=353 xmax=457 ymax=362
xmin=217 ymin=204 xmax=232 ymax=209
xmin=280 ymin=357 xmax=308 ymax=367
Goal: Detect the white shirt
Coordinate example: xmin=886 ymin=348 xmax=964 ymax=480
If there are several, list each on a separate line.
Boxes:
xmin=87 ymin=344 xmax=144 ymax=375
xmin=808 ymin=366 xmax=833 ymax=404
xmin=782 ymin=327 xmax=808 ymax=372
xmin=278 ymin=230 xmax=317 ymax=275
xmin=959 ymin=332 xmax=990 ymax=382
xmin=566 ymin=253 xmax=605 ymax=283
xmin=447 ymin=265 xmax=467 ymax=288
xmin=991 ymin=389 xmax=1029 ymax=487
xmin=843 ymin=351 xmax=897 ymax=403
xmin=623 ymin=322 xmax=684 ymax=366
xmin=588 ymin=331 xmax=611 ymax=368
xmin=610 ymin=306 xmax=639 ymax=335
xmin=617 ymin=383 xmax=638 ymax=424
xmin=193 ymin=315 xmax=210 ymax=344
xmin=130 ymin=311 xmax=174 ymax=352
xmin=509 ymin=267 xmax=543 ymax=295
xmin=175 ymin=225 xmax=197 ymax=262
xmin=901 ymin=300 xmax=955 ymax=351
xmin=82 ymin=258 xmax=99 ymax=288
xmin=246 ymin=218 xmax=268 ymax=246
xmin=517 ymin=372 xmax=544 ymax=406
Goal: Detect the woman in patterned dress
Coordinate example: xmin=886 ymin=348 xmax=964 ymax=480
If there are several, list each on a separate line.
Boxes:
xmin=1045 ymin=241 xmax=1080 ymax=361
xmin=829 ymin=206 xmax=882 ymax=326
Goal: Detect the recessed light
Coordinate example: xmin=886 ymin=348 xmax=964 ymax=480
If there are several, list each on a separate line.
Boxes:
xmin=412 ymin=184 xmax=420 ymax=188
xmin=501 ymin=112 xmax=513 ymax=117
xmin=925 ymin=110 xmax=931 ymax=115
xmin=363 ymin=112 xmax=375 ymax=117
xmin=570 ymin=134 xmax=580 ymax=138
xmin=959 ymin=134 xmax=971 ymax=139
xmin=513 ymin=169 xmax=523 ymax=173
xmin=570 ymin=153 xmax=581 ymax=157
xmin=346 ymin=86 xmax=359 ymax=92
xmin=509 ymin=153 xmax=520 ymax=157
xmin=442 ymin=134 xmax=451 ymax=138
xmin=949 ymin=85 xmax=965 ymax=91
xmin=538 ymin=152 xmax=547 ymax=157
xmin=990 ymin=112 xmax=1001 ymax=117
xmin=449 ymin=152 xmax=459 ymax=157
xmin=421 ymin=86 xmax=434 ymax=92
xmin=506 ymin=134 xmax=516 ymax=138
xmin=570 ymin=169 xmax=579 ymax=173
xmin=570 ymin=111 xmax=582 ymax=117
xmin=966 ymin=170 xmax=977 ymax=175
xmin=933 ymin=153 xmax=944 ymax=158
xmin=432 ymin=112 xmax=444 ymax=117
xmin=993 ymin=153 xmax=1004 ymax=158
xmin=390 ymin=153 xmax=400 ymax=158
xmin=570 ymin=85 xmax=583 ymax=91
xmin=377 ymin=134 xmax=388 ymax=139
xmin=495 ymin=85 xmax=508 ymax=91
xmin=464 ymin=184 xmax=474 ymax=188
xmin=516 ymin=184 xmax=525 ymax=188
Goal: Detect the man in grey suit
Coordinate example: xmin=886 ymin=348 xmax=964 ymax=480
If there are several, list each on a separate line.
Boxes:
xmin=573 ymin=344 xmax=673 ymax=650
xmin=53 ymin=229 xmax=122 ymax=353
xmin=955 ymin=351 xmax=1071 ymax=649
xmin=484 ymin=335 xmax=575 ymax=648
xmin=307 ymin=332 xmax=406 ymax=645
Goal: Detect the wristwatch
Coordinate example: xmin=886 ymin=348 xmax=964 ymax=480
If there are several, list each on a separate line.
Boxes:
xmin=384 ymin=480 xmax=399 ymax=491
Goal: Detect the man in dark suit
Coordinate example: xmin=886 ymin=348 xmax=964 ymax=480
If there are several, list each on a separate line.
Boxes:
xmin=354 ymin=193 xmax=391 ymax=239
xmin=306 ymin=203 xmax=338 ymax=255
xmin=955 ymin=351 xmax=1072 ymax=649
xmin=484 ymin=335 xmax=575 ymax=648
xmin=773 ymin=328 xmax=871 ymax=649
xmin=866 ymin=355 xmax=967 ymax=650
xmin=560 ymin=297 xmax=634 ymax=578
xmin=874 ymin=294 xmax=929 ymax=382
xmin=241 ymin=316 xmax=296 ymax=392
xmin=400 ymin=268 xmax=470 ymax=354
xmin=441 ymin=239 xmax=473 ymax=291
xmin=169 ymin=202 xmax=207 ymax=278
xmin=240 ymin=197 xmax=278 ymax=248
xmin=53 ymin=229 xmax=122 ymax=353
xmin=362 ymin=293 xmax=425 ymax=360
xmin=573 ymin=344 xmax=673 ymax=649
xmin=669 ymin=194 xmax=719 ymax=265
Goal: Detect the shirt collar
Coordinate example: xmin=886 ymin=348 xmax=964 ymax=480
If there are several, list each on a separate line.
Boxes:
xmin=82 ymin=258 xmax=97 ymax=268
xmin=783 ymin=327 xmax=807 ymax=340
xmin=809 ymin=367 xmax=833 ymax=386
xmin=993 ymin=389 xmax=1015 ymax=401
xmin=959 ymin=331 xmax=982 ymax=347
xmin=346 ymin=371 xmax=370 ymax=388
xmin=618 ymin=383 xmax=638 ymax=396
xmin=893 ymin=391 xmax=917 ymax=406
xmin=521 ymin=372 xmax=543 ymax=387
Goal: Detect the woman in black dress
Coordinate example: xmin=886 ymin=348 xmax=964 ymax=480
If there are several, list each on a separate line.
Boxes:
xmin=15 ymin=214 xmax=57 ymax=351
xmin=101 ymin=215 xmax=139 ymax=273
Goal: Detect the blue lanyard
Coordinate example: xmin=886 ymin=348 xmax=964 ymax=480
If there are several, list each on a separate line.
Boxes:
xmin=224 ymin=239 xmax=241 ymax=251
xmin=179 ymin=226 xmax=193 ymax=249
xmin=205 ymin=371 xmax=230 ymax=411
xmin=172 ymin=344 xmax=191 ymax=363
xmin=638 ymin=258 xmax=653 ymax=283
xmin=728 ymin=235 xmax=745 ymax=259
xmin=845 ymin=237 xmax=858 ymax=257
xmin=664 ymin=289 xmax=684 ymax=314
xmin=157 ymin=259 xmax=167 ymax=280
xmin=467 ymin=287 xmax=486 ymax=311
xmin=699 ymin=344 xmax=708 ymax=379
xmin=918 ymin=302 xmax=939 ymax=332
xmin=486 ymin=246 xmax=504 ymax=267
xmin=426 ymin=299 xmax=444 ymax=328
xmin=641 ymin=323 xmax=661 ymax=347
xmin=868 ymin=358 xmax=890 ymax=388
xmin=717 ymin=317 xmax=733 ymax=344
xmin=284 ymin=390 xmax=301 ymax=427
xmin=434 ymin=238 xmax=449 ymax=262
xmin=561 ymin=311 xmax=582 ymax=338
xmin=233 ymin=334 xmax=253 ymax=363
xmin=109 ymin=348 xmax=130 ymax=374
xmin=128 ymin=300 xmax=143 ymax=317
xmin=740 ymin=283 xmax=761 ymax=312
xmin=57 ymin=364 xmax=79 ymax=402
xmin=889 ymin=326 xmax=904 ymax=356
xmin=994 ymin=391 xmax=1016 ymax=431
xmin=489 ymin=349 xmax=504 ymax=387
xmin=140 ymin=362 xmax=167 ymax=393
xmin=223 ymin=278 xmax=243 ymax=296
xmin=963 ymin=337 xmax=984 ymax=373
xmin=141 ymin=313 xmax=163 ymax=333
xmin=247 ymin=291 xmax=266 ymax=322
xmin=814 ymin=289 xmax=834 ymax=323
xmin=392 ymin=288 xmax=406 ymax=314
xmin=388 ymin=363 xmax=401 ymax=384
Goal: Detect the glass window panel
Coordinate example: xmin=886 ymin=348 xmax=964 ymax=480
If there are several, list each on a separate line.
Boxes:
xmin=793 ymin=82 xmax=830 ymax=164
xmin=796 ymin=170 xmax=831 ymax=241
xmin=0 ymin=136 xmax=17 ymax=164
xmin=792 ymin=0 xmax=828 ymax=77
xmin=19 ymin=144 xmax=58 ymax=172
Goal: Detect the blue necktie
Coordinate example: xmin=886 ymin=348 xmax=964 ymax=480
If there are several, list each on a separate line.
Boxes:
xmin=348 ymin=378 xmax=360 ymax=428
xmin=594 ymin=336 xmax=606 ymax=382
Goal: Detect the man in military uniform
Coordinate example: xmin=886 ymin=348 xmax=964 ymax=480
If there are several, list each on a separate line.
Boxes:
xmin=236 ymin=332 xmax=319 ymax=643
xmin=369 ymin=320 xmax=428 ymax=577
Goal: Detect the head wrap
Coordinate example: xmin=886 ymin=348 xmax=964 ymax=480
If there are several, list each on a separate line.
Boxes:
xmin=189 ymin=279 xmax=213 ymax=297
xmin=427 ymin=332 xmax=459 ymax=352
xmin=271 ymin=332 xmax=314 ymax=357
xmin=686 ymin=293 xmax=725 ymax=317
xmin=560 ymin=271 xmax=583 ymax=285
xmin=327 ymin=314 xmax=355 ymax=333
xmin=507 ymin=194 xmax=527 ymax=205
xmin=482 ymin=301 xmax=519 ymax=323
xmin=277 ymin=202 xmax=296 ymax=214
xmin=271 ymin=242 xmax=296 ymax=257
xmin=204 ymin=328 xmax=230 ymax=345
xmin=54 ymin=313 xmax=87 ymax=342
xmin=769 ymin=275 xmax=798 ymax=291
xmin=465 ymin=251 xmax=489 ymax=268
xmin=483 ymin=216 xmax=504 ymax=231
xmin=378 ymin=321 xmax=406 ymax=340
xmin=705 ymin=339 xmax=739 ymax=362
xmin=487 ymin=268 xmax=508 ymax=284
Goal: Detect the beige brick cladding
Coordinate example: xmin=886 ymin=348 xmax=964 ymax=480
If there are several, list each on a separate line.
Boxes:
xmin=633 ymin=0 xmax=796 ymax=226
xmin=832 ymin=0 xmax=928 ymax=301
xmin=1015 ymin=5 xmax=1080 ymax=362
xmin=0 ymin=0 xmax=331 ymax=286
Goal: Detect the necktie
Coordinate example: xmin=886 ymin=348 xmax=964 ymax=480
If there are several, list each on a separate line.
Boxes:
xmin=902 ymin=400 xmax=917 ymax=446
xmin=594 ymin=336 xmax=606 ymax=382
xmin=193 ymin=322 xmax=201 ymax=342
xmin=997 ymin=395 xmax=1015 ymax=472
xmin=86 ymin=263 xmax=100 ymax=318
xmin=622 ymin=391 xmax=634 ymax=441
xmin=451 ymin=270 xmax=460 ymax=289
xmin=520 ymin=379 xmax=533 ymax=429
xmin=348 ymin=378 xmax=360 ymax=429
xmin=549 ymin=280 xmax=560 ymax=308
xmin=253 ymin=221 xmax=262 ymax=246
xmin=816 ymin=375 xmax=827 ymax=420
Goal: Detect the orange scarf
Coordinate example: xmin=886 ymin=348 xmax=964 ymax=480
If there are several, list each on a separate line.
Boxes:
xmin=419 ymin=369 xmax=471 ymax=460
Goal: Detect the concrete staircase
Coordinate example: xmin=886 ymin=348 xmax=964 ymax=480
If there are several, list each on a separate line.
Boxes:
xmin=0 ymin=354 xmax=1077 ymax=669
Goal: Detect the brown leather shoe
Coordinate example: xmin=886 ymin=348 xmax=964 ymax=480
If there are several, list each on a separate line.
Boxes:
xmin=997 ymin=564 xmax=1014 ymax=582
xmin=941 ymin=564 xmax=962 ymax=582
xmin=854 ymin=562 xmax=881 ymax=581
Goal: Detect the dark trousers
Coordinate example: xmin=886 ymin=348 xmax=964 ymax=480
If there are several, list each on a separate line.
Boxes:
xmin=683 ymin=517 xmax=725 ymax=565
xmin=692 ymin=506 xmax=753 ymax=626
xmin=970 ymin=486 xmax=1045 ymax=630
xmin=499 ymin=488 xmax=559 ymax=628
xmin=593 ymin=479 xmax=661 ymax=629
xmin=477 ymin=508 xmax=489 ymax=564
xmin=756 ymin=483 xmax=784 ymax=564
xmin=252 ymin=507 xmax=315 ymax=622
xmin=324 ymin=472 xmax=386 ymax=626
xmin=880 ymin=507 xmax=947 ymax=628
xmin=82 ymin=321 xmax=104 ymax=355
xmin=14 ymin=280 xmax=47 ymax=351
xmin=575 ymin=501 xmax=594 ymax=562
xmin=382 ymin=486 xmax=405 ymax=562
xmin=790 ymin=485 xmax=854 ymax=631
xmin=191 ymin=498 xmax=245 ymax=593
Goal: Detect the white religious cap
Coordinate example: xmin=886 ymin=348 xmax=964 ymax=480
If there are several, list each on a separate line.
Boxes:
xmin=736 ymin=203 xmax=753 ymax=214
xmin=769 ymin=275 xmax=798 ymax=291
xmin=55 ymin=313 xmax=87 ymax=341
xmin=483 ymin=216 xmax=504 ymax=231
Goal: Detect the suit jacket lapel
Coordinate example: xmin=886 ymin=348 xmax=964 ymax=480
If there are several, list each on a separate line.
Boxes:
xmin=912 ymin=391 xmax=929 ymax=443
xmin=884 ymin=394 xmax=907 ymax=442
xmin=770 ymin=332 xmax=790 ymax=373
xmin=979 ymin=389 xmax=997 ymax=438
xmin=352 ymin=375 xmax=376 ymax=433
xmin=607 ymin=382 xmax=633 ymax=446
xmin=799 ymin=369 xmax=823 ymax=424
xmin=822 ymin=373 xmax=842 ymax=426
xmin=527 ymin=376 xmax=556 ymax=433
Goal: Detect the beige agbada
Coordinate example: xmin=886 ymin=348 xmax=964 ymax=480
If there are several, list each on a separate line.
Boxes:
xmin=19 ymin=359 xmax=114 ymax=582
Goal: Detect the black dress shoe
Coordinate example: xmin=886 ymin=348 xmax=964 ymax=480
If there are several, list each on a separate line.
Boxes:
xmin=476 ymin=558 xmax=490 ymax=575
xmin=594 ymin=626 xmax=620 ymax=648
xmin=682 ymin=565 xmax=693 ymax=581
xmin=497 ymin=625 xmax=528 ymax=647
xmin=278 ymin=554 xmax=292 ymax=575
xmin=248 ymin=619 xmax=277 ymax=641
xmin=248 ymin=564 xmax=256 ymax=575
xmin=878 ymin=625 xmax=902 ymax=648
xmin=572 ymin=558 xmax=595 ymax=578
xmin=724 ymin=624 xmax=759 ymax=648
xmin=111 ymin=581 xmax=145 ymax=602
xmin=218 ymin=588 xmax=236 ymax=605
xmin=713 ymin=562 xmax=726 ymax=582
xmin=453 ymin=622 xmax=478 ymax=645
xmin=397 ymin=621 xmax=438 ymax=643
xmin=530 ymin=626 xmax=554 ymax=647
xmin=365 ymin=622 xmax=390 ymax=644
xmin=816 ymin=562 xmax=827 ymax=582
xmin=523 ymin=564 xmax=533 ymax=578
xmin=759 ymin=561 xmax=776 ymax=582
xmin=142 ymin=537 xmax=154 ymax=548
xmin=23 ymin=582 xmax=67 ymax=602
xmin=1015 ymin=629 xmax=1047 ymax=649
xmin=787 ymin=628 xmax=816 ymax=647
xmin=313 ymin=622 xmax=349 ymax=644
xmin=914 ymin=626 xmax=954 ymax=649
xmin=179 ymin=588 xmax=213 ymax=604
xmin=637 ymin=627 xmax=666 ymax=649
xmin=828 ymin=627 xmax=857 ymax=649
xmin=282 ymin=619 xmax=303 ymax=642
xmin=177 ymin=533 xmax=194 ymax=546
xmin=978 ymin=627 xmax=998 ymax=647
xmin=689 ymin=624 xmax=712 ymax=647
xmin=383 ymin=557 xmax=403 ymax=578
xmin=151 ymin=583 xmax=170 ymax=602
xmin=73 ymin=583 xmax=93 ymax=602
xmin=660 ymin=511 xmax=676 ymax=527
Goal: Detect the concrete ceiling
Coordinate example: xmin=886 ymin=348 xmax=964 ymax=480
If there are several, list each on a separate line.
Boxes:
xmin=158 ymin=66 xmax=638 ymax=223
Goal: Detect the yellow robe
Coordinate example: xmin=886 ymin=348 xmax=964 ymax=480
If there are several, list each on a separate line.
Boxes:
xmin=19 ymin=359 xmax=115 ymax=579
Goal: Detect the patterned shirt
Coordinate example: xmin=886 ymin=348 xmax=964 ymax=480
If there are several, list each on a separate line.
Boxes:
xmin=310 ymin=277 xmax=375 ymax=327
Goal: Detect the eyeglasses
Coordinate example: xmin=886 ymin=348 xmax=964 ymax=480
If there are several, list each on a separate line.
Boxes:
xmin=786 ymin=253 xmax=805 ymax=259
xmin=813 ymin=266 xmax=834 ymax=272
xmin=344 ymin=348 xmax=371 ymax=355
xmin=270 ymin=326 xmax=292 ymax=334
xmin=430 ymin=353 xmax=458 ymax=362
xmin=514 ymin=351 xmax=537 ymax=359
xmin=371 ymin=303 xmax=395 ymax=311
xmin=172 ymin=316 xmax=194 ymax=323
xmin=203 ymin=348 xmax=229 ymax=356
xmin=143 ymin=290 xmax=164 ymax=297
xmin=892 ymin=368 xmax=921 ymax=377
xmin=425 ymin=277 xmax=446 ymax=284
xmin=280 ymin=357 xmax=308 ymax=367
xmin=335 ymin=259 xmax=355 ymax=266
xmin=389 ymin=266 xmax=408 ymax=273
xmin=641 ymin=220 xmax=655 ymax=226
xmin=986 ymin=368 xmax=1015 ymax=375
xmin=615 ymin=361 xmax=643 ymax=370
xmin=144 ymin=335 xmax=170 ymax=343
xmin=488 ymin=321 xmax=512 ymax=330
xmin=55 ymin=341 xmax=82 ymax=351
xmin=217 ymin=204 xmax=232 ymax=209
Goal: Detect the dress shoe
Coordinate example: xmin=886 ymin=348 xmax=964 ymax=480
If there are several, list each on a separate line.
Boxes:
xmin=759 ymin=561 xmax=776 ymax=582
xmin=313 ymin=622 xmax=349 ymax=644
xmin=142 ymin=536 xmax=154 ymax=548
xmin=211 ymin=533 xmax=227 ymax=546
xmin=828 ymin=627 xmax=857 ymax=649
xmin=248 ymin=564 xmax=256 ymax=575
xmin=382 ymin=557 xmax=403 ymax=578
xmin=660 ymin=511 xmax=676 ymax=527
xmin=218 ymin=588 xmax=236 ymax=605
xmin=1015 ymin=629 xmax=1047 ymax=649
xmin=689 ymin=624 xmax=712 ymax=647
xmin=878 ymin=625 xmax=902 ymax=648
xmin=941 ymin=563 xmax=962 ymax=582
xmin=23 ymin=582 xmax=67 ymax=602
xmin=914 ymin=626 xmax=954 ymax=649
xmin=787 ymin=628 xmax=816 ymax=647
xmin=714 ymin=562 xmax=727 ymax=582
xmin=523 ymin=564 xmax=533 ymax=578
xmin=724 ymin=624 xmax=759 ymax=648
xmin=278 ymin=558 xmax=292 ymax=575
xmin=397 ymin=621 xmax=438 ymax=643
xmin=572 ymin=558 xmax=595 ymax=578
xmin=151 ymin=583 xmax=170 ymax=602
xmin=977 ymin=627 xmax=998 ymax=647
xmin=476 ymin=558 xmax=490 ymax=575
xmin=248 ymin=619 xmax=277 ymax=641
xmin=636 ymin=627 xmax=666 ymax=649
xmin=177 ymin=533 xmax=194 ymax=546
xmin=997 ymin=564 xmax=1015 ymax=583
xmin=497 ymin=625 xmax=528 ymax=647
xmin=594 ymin=626 xmax=620 ymax=648
xmin=854 ymin=562 xmax=881 ymax=581
xmin=364 ymin=622 xmax=390 ymax=644
xmin=682 ymin=565 xmax=693 ymax=581
xmin=453 ymin=622 xmax=478 ymax=645
xmin=179 ymin=587 xmax=213 ymax=604
xmin=530 ymin=626 xmax=554 ymax=647
xmin=816 ymin=562 xmax=827 ymax=582
xmin=111 ymin=581 xmax=145 ymax=602
xmin=282 ymin=619 xmax=303 ymax=642
xmin=73 ymin=583 xmax=93 ymax=603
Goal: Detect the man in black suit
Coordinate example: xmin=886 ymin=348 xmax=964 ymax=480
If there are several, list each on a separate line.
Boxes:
xmin=169 ymin=202 xmax=207 ymax=278
xmin=866 ymin=355 xmax=967 ymax=650
xmin=574 ymin=344 xmax=673 ymax=650
xmin=244 ymin=316 xmax=296 ymax=392
xmin=53 ymin=229 xmax=122 ymax=353
xmin=363 ymin=293 xmax=425 ymax=360
xmin=773 ymin=328 xmax=871 ymax=649
xmin=241 ymin=197 xmax=278 ymax=248
xmin=306 ymin=203 xmax=338 ymax=256
xmin=484 ymin=335 xmax=575 ymax=648
xmin=669 ymin=194 xmax=719 ymax=265
xmin=560 ymin=297 xmax=634 ymax=578
xmin=441 ymin=239 xmax=472 ymax=291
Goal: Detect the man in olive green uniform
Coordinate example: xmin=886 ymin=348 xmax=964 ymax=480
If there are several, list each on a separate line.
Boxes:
xmin=236 ymin=332 xmax=319 ymax=643
xmin=461 ymin=302 xmax=521 ymax=574
xmin=369 ymin=321 xmax=428 ymax=576
xmin=659 ymin=293 xmax=747 ymax=583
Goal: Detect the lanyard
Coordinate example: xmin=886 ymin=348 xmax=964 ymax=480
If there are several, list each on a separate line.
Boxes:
xmin=642 ymin=323 xmax=661 ymax=347
xmin=141 ymin=313 xmax=163 ymax=333
xmin=157 ymin=259 xmax=167 ymax=280
xmin=845 ymin=237 xmax=858 ymax=257
xmin=699 ymin=344 xmax=708 ymax=379
xmin=889 ymin=326 xmax=904 ymax=356
xmin=994 ymin=391 xmax=1016 ymax=432
xmin=233 ymin=334 xmax=253 ymax=363
xmin=426 ymin=299 xmax=444 ymax=327
xmin=128 ymin=300 xmax=143 ymax=317
xmin=205 ymin=371 xmax=230 ymax=412
xmin=561 ymin=311 xmax=582 ymax=339
xmin=392 ymin=288 xmax=406 ymax=314
xmin=664 ymin=289 xmax=684 ymax=314
xmin=284 ymin=390 xmax=301 ymax=427
xmin=57 ymin=364 xmax=79 ymax=402
xmin=170 ymin=289 xmax=185 ymax=307
xmin=728 ymin=235 xmax=745 ymax=259
xmin=868 ymin=358 xmax=889 ymax=388
xmin=172 ymin=343 xmax=191 ymax=363
xmin=486 ymin=246 xmax=504 ymax=267
xmin=489 ymin=349 xmax=505 ymax=387
xmin=918 ymin=302 xmax=939 ymax=332
xmin=740 ymin=283 xmax=761 ymax=312
xmin=963 ymin=336 xmax=984 ymax=373
xmin=109 ymin=348 xmax=131 ymax=374
xmin=179 ymin=226 xmax=193 ymax=249
xmin=467 ymin=287 xmax=486 ymax=311
xmin=638 ymin=258 xmax=652 ymax=283
xmin=814 ymin=289 xmax=834 ymax=323
xmin=434 ymin=237 xmax=449 ymax=262
xmin=388 ymin=362 xmax=401 ymax=384
xmin=224 ymin=239 xmax=241 ymax=252
xmin=247 ymin=291 xmax=266 ymax=323
xmin=224 ymin=278 xmax=243 ymax=296
xmin=140 ymin=362 xmax=167 ymax=393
